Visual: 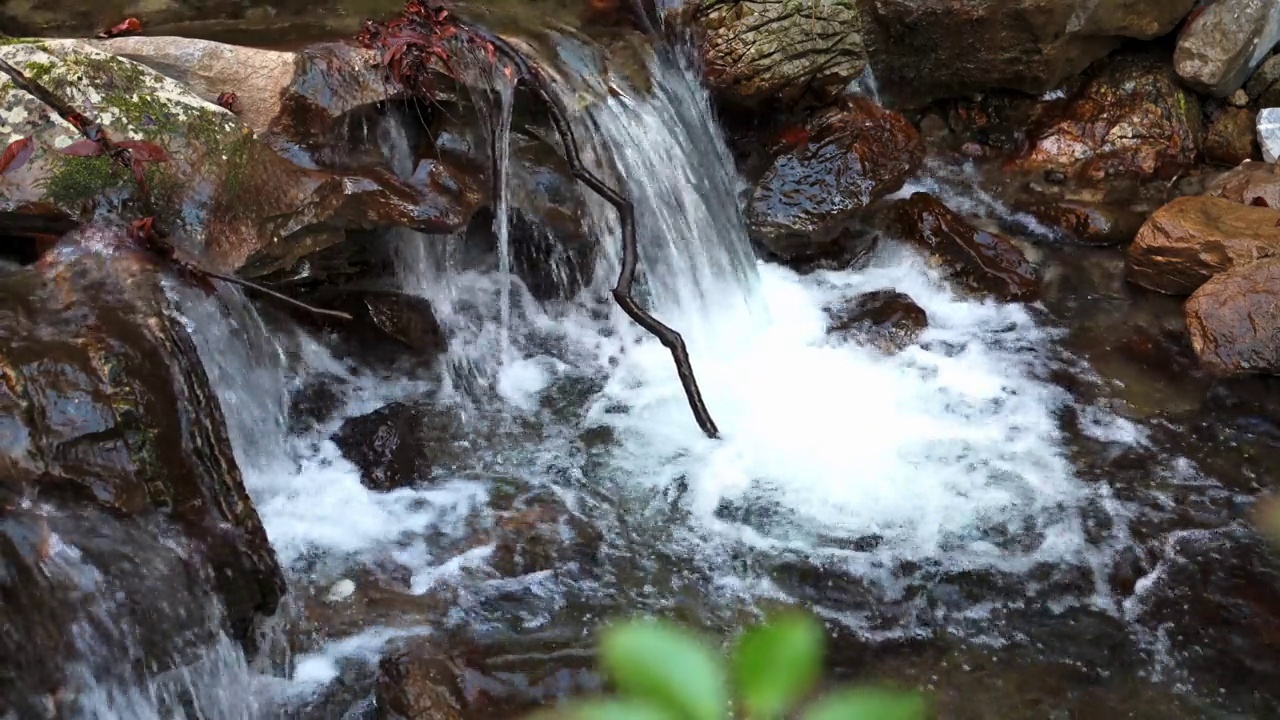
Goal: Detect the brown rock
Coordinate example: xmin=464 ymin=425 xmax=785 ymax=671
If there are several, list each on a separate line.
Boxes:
xmin=859 ymin=0 xmax=1196 ymax=107
xmin=332 ymin=402 xmax=465 ymax=491
xmin=690 ymin=0 xmax=865 ymax=107
xmin=1126 ymin=196 xmax=1280 ymax=295
xmin=1185 ymin=256 xmax=1280 ymax=375
xmin=489 ymin=489 xmax=604 ymax=578
xmin=375 ymin=642 xmax=466 ymax=720
xmin=1020 ymin=199 xmax=1147 ymax=247
xmin=893 ymin=193 xmax=1040 ymax=301
xmin=1204 ymin=108 xmax=1260 ymax=166
xmin=287 ymin=289 xmax=448 ymax=369
xmin=1019 ymin=52 xmax=1202 ymax=181
xmin=1205 ymin=160 xmax=1280 ymax=208
xmin=825 ymin=290 xmax=928 ymax=354
xmin=0 ymin=234 xmax=285 ymax=650
xmin=747 ymin=98 xmax=923 ymax=266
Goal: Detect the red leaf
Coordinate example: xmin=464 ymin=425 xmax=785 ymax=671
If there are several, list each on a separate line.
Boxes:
xmin=116 ymin=140 xmax=170 ymax=163
xmin=1251 ymin=196 xmax=1271 ymax=207
xmin=96 ymin=17 xmax=143 ymax=39
xmin=215 ymin=91 xmax=242 ymax=114
xmin=59 ymin=139 xmax=105 ymax=157
xmin=0 ymin=136 xmax=35 ymax=175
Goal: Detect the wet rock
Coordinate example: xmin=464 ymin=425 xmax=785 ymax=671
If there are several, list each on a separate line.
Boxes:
xmin=1259 ymin=106 xmax=1280 ymax=162
xmin=1019 ymin=52 xmax=1202 ymax=182
xmin=1205 ymin=159 xmax=1280 ymax=207
xmin=332 ymin=401 xmax=465 ymax=491
xmin=1205 ymin=107 xmax=1260 ymax=166
xmin=825 ymin=290 xmax=928 ymax=354
xmin=1132 ymin=529 xmax=1280 ymax=710
xmin=1185 ymin=256 xmax=1280 ymax=375
xmin=0 ymin=234 xmax=285 ymax=650
xmin=892 ymin=192 xmax=1040 ymax=301
xmin=489 ymin=490 xmax=604 ymax=578
xmin=689 ymin=0 xmax=865 ymax=107
xmin=1019 ymin=199 xmax=1147 ymax=247
xmin=1174 ymin=0 xmax=1280 ymax=97
xmin=287 ymin=289 xmax=447 ymax=368
xmin=858 ymin=0 xmax=1196 ymax=107
xmin=1246 ymin=53 xmax=1280 ymax=105
xmin=374 ymin=641 xmax=466 ymax=720
xmin=1126 ymin=196 xmax=1280 ymax=295
xmin=0 ymin=40 xmax=475 ymax=278
xmin=747 ymin=98 xmax=923 ymax=267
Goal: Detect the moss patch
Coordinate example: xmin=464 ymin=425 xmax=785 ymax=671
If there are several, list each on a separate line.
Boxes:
xmin=39 ymin=154 xmax=131 ymax=209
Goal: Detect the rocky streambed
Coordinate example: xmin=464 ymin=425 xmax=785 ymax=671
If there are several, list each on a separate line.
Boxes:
xmin=4 ymin=0 xmax=1280 ymax=718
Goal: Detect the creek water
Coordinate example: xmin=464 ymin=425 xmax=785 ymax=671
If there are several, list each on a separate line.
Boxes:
xmin=49 ymin=28 xmax=1280 ymax=720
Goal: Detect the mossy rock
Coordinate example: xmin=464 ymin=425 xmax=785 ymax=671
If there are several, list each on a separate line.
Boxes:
xmin=0 ymin=40 xmax=256 ymax=266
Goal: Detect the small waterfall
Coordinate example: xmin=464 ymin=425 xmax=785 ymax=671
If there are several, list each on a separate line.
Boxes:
xmin=492 ymin=70 xmax=517 ymax=361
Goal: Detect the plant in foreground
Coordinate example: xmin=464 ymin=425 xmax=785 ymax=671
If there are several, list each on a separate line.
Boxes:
xmin=530 ymin=613 xmax=926 ymax=720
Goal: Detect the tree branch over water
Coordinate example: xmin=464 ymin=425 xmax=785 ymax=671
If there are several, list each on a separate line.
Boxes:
xmin=359 ymin=2 xmax=722 ymax=439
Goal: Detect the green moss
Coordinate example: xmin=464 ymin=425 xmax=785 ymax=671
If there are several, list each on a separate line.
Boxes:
xmin=39 ymin=154 xmax=130 ymax=209
xmin=22 ymin=59 xmax=56 ymax=83
xmin=0 ymin=37 xmax=41 ymax=46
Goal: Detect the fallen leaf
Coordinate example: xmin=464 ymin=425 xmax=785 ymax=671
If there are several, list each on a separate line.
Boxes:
xmin=59 ymin=139 xmax=105 ymax=157
xmin=117 ymin=139 xmax=170 ymax=163
xmin=96 ymin=17 xmax=143 ymax=39
xmin=0 ymin=136 xmax=35 ymax=175
xmin=1251 ymin=196 xmax=1271 ymax=208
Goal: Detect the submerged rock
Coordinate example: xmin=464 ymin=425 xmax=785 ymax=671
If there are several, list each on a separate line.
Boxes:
xmin=1185 ymin=256 xmax=1280 ymax=375
xmin=1205 ymin=159 xmax=1280 ymax=207
xmin=489 ymin=489 xmax=604 ymax=579
xmin=689 ymin=0 xmax=866 ymax=107
xmin=1126 ymin=196 xmax=1280 ymax=295
xmin=747 ymin=98 xmax=922 ymax=267
xmin=287 ymin=289 xmax=448 ymax=369
xmin=1020 ymin=199 xmax=1147 ymax=247
xmin=374 ymin=641 xmax=466 ymax=720
xmin=1019 ymin=52 xmax=1202 ymax=181
xmin=0 ymin=235 xmax=285 ymax=650
xmin=1205 ymin=107 xmax=1260 ymax=166
xmin=858 ymin=0 xmax=1196 ymax=106
xmin=892 ymin=193 xmax=1040 ymax=301
xmin=825 ymin=290 xmax=928 ymax=354
xmin=332 ymin=401 xmax=466 ymax=491
xmin=1174 ymin=0 xmax=1280 ymax=97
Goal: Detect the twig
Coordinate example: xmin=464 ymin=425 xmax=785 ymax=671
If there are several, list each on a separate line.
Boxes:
xmin=0 ymin=55 xmax=352 ymax=322
xmin=466 ymin=26 xmax=721 ymax=439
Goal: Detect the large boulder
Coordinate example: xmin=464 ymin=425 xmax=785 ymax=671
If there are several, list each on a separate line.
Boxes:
xmin=857 ymin=0 xmax=1197 ymax=107
xmin=0 ymin=40 xmax=480 ymax=278
xmin=1126 ymin=196 xmax=1280 ymax=295
xmin=746 ymin=98 xmax=922 ymax=267
xmin=1185 ymin=256 xmax=1280 ymax=375
xmin=1174 ymin=0 xmax=1280 ymax=97
xmin=0 ymin=232 xmax=285 ymax=655
xmin=689 ymin=0 xmax=867 ymax=108
xmin=892 ymin=192 xmax=1040 ymax=301
xmin=1018 ymin=51 xmax=1202 ymax=182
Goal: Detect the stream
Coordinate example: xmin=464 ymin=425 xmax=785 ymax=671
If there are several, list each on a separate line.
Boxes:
xmin=20 ymin=16 xmax=1280 ymax=720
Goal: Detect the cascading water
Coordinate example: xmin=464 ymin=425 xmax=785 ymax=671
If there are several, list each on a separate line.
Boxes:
xmin=132 ymin=29 xmax=1151 ymax=718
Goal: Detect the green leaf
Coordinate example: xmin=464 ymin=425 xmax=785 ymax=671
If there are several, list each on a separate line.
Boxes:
xmin=801 ymin=687 xmax=926 ymax=720
xmin=599 ymin=618 xmax=728 ymax=720
xmin=732 ymin=612 xmax=824 ymax=720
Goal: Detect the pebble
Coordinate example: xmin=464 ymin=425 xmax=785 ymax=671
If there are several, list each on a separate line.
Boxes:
xmin=1230 ymin=89 xmax=1251 ymax=107
xmin=325 ymin=578 xmax=356 ymax=603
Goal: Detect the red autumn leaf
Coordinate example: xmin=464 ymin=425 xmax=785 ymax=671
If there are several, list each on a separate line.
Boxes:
xmin=1251 ymin=196 xmax=1271 ymax=207
xmin=0 ymin=136 xmax=35 ymax=175
xmin=215 ymin=91 xmax=242 ymax=114
xmin=96 ymin=17 xmax=143 ymax=39
xmin=59 ymin=139 xmax=105 ymax=157
xmin=116 ymin=140 xmax=170 ymax=163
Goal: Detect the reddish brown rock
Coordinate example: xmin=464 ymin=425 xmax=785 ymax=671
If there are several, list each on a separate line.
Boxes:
xmin=1020 ymin=199 xmax=1147 ymax=247
xmin=374 ymin=642 xmax=466 ymax=720
xmin=1204 ymin=107 xmax=1260 ymax=167
xmin=893 ymin=193 xmax=1040 ymax=301
xmin=1019 ymin=52 xmax=1202 ymax=181
xmin=747 ymin=98 xmax=923 ymax=266
xmin=1185 ymin=257 xmax=1280 ymax=375
xmin=1126 ymin=196 xmax=1280 ymax=295
xmin=1205 ymin=160 xmax=1280 ymax=208
xmin=826 ymin=290 xmax=928 ymax=353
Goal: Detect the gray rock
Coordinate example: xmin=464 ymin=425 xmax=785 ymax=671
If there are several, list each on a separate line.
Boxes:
xmin=1259 ymin=106 xmax=1280 ymax=161
xmin=1246 ymin=53 xmax=1280 ymax=100
xmin=1175 ymin=0 xmax=1280 ymax=97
